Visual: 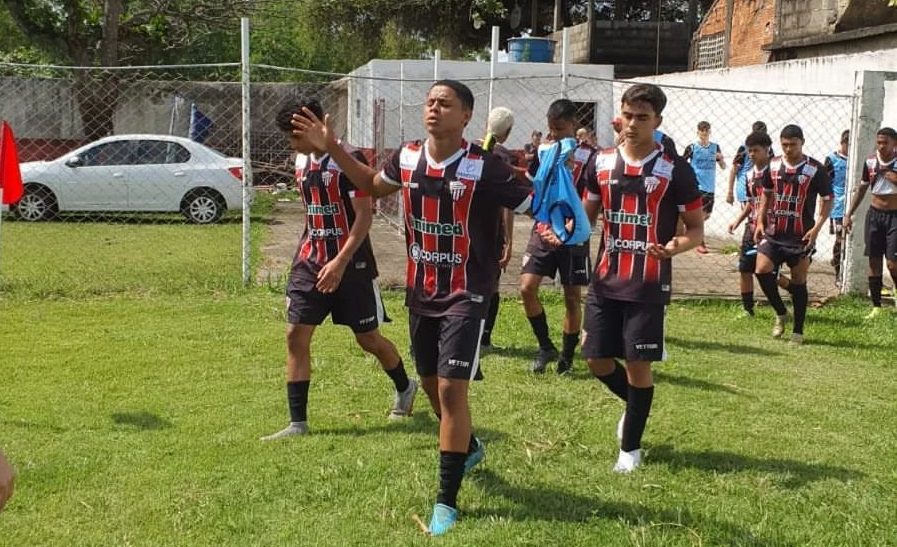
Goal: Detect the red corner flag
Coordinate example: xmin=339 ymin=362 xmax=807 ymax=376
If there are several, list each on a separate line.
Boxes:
xmin=0 ymin=121 xmax=24 ymax=205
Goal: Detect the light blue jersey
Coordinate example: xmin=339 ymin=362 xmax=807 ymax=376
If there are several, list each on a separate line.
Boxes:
xmin=685 ymin=141 xmax=720 ymax=193
xmin=826 ymin=151 xmax=848 ymax=219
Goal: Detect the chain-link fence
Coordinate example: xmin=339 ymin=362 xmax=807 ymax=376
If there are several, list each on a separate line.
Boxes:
xmin=0 ymin=51 xmax=867 ymax=301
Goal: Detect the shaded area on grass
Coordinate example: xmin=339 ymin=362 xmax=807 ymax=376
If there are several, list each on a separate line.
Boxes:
xmin=111 ymin=411 xmax=173 ymax=431
xmin=649 ymin=445 xmax=863 ymax=488
xmin=469 ymin=469 xmax=785 ymax=546
xmin=667 ymin=336 xmax=784 ymax=357
xmin=654 ymin=371 xmax=746 ymax=396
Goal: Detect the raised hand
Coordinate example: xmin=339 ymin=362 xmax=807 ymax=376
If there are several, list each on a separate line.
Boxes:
xmin=291 ymin=107 xmax=333 ymax=151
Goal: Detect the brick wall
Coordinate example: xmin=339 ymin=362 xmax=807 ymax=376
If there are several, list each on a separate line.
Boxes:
xmin=693 ymin=0 xmax=777 ymax=67
xmin=549 ymin=22 xmax=591 ymax=64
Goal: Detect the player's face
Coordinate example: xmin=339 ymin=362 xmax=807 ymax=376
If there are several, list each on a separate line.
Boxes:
xmin=698 ymin=128 xmax=710 ymax=141
xmin=619 ymin=101 xmax=661 ymax=147
xmin=876 ymin=134 xmax=896 ymax=159
xmin=547 ymin=117 xmax=576 ymax=140
xmin=780 ymin=137 xmax=803 ymax=162
xmin=424 ymin=86 xmax=471 ymax=138
xmin=287 ymin=133 xmax=315 ymax=155
xmin=747 ymin=144 xmax=769 ymax=166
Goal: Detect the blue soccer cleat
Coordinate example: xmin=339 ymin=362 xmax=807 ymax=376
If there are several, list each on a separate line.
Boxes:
xmin=464 ymin=437 xmax=485 ymax=474
xmin=428 ymin=503 xmax=459 ymax=536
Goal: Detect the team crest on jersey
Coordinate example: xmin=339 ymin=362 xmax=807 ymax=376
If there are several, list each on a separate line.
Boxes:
xmin=644 ymin=176 xmax=661 ymax=193
xmin=321 ymin=172 xmax=334 ymax=187
xmin=449 ymin=180 xmax=467 ymax=201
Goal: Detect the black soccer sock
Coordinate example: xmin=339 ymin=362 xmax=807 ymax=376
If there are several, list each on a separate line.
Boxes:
xmin=869 ymin=276 xmax=883 ymax=307
xmin=756 ymin=273 xmax=787 ymax=316
xmin=621 ymin=385 xmax=655 ymax=452
xmin=791 ymin=283 xmax=808 ymax=335
xmin=595 ymin=361 xmax=629 ymax=402
xmin=482 ymin=293 xmax=500 ymax=346
xmin=287 ymin=380 xmax=310 ymax=423
xmin=527 ymin=311 xmax=555 ymax=350
xmin=561 ymin=332 xmax=579 ymax=362
xmin=435 ymin=451 xmax=467 ymax=508
xmin=385 ymin=359 xmax=410 ymax=393
xmin=741 ymin=291 xmax=754 ymax=314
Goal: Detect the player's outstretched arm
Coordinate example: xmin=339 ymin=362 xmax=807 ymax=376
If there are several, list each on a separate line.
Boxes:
xmin=291 ymin=109 xmax=398 ymax=199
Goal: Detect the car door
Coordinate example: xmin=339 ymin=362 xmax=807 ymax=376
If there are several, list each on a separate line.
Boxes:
xmin=127 ymin=140 xmax=191 ymax=211
xmin=61 ymin=140 xmax=133 ymax=210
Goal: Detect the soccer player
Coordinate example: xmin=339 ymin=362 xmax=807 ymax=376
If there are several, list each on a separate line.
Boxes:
xmin=291 ymin=80 xmax=533 ymax=536
xmin=523 ymin=129 xmax=542 ymax=164
xmin=580 ymin=83 xmax=704 ymax=473
xmin=727 ymin=131 xmax=772 ymax=317
xmin=726 ymin=121 xmax=771 ymax=205
xmin=522 ymin=99 xmax=596 ymax=375
xmin=753 ymin=125 xmax=832 ymax=344
xmin=843 ymin=127 xmax=897 ymax=319
xmin=824 ymin=130 xmax=849 ymax=285
xmin=683 ymin=121 xmax=726 ymax=254
xmin=479 ymin=106 xmax=518 ymax=349
xmin=261 ymin=99 xmax=417 ymax=442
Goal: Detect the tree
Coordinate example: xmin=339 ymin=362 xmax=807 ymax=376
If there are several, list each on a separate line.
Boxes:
xmin=1 ymin=1 xmax=271 ymax=139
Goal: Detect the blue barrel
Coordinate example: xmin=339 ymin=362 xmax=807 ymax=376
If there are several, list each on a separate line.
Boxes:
xmin=507 ymin=37 xmax=557 ymax=63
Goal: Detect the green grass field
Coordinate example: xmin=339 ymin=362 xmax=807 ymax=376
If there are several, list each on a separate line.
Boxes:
xmin=1 ymin=208 xmax=896 ymax=546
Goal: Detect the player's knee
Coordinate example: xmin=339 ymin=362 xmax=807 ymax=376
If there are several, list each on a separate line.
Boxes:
xmin=354 ymin=331 xmax=383 ymax=354
xmin=520 ymin=280 xmax=539 ymax=299
xmin=437 ymin=379 xmax=467 ymax=408
xmin=563 ymin=292 xmax=581 ymax=311
xmin=587 ymin=358 xmax=614 ymax=377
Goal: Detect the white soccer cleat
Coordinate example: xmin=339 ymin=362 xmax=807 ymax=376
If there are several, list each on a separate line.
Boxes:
xmin=260 ymin=421 xmax=308 ymax=441
xmin=388 ymin=378 xmax=418 ymax=420
xmin=613 ymin=448 xmax=642 ymax=474
xmin=772 ymin=314 xmax=788 ymax=338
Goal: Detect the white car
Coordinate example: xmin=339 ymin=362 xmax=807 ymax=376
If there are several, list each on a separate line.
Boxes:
xmin=11 ymin=134 xmax=247 ymax=224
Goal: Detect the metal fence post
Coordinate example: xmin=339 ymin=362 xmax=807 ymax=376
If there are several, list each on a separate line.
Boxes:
xmin=240 ymin=17 xmax=253 ymax=287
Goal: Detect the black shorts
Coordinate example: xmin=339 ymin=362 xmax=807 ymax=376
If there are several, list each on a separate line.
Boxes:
xmin=286 ymin=275 xmax=384 ymax=333
xmin=864 ymin=207 xmax=897 ymax=261
xmin=757 ymin=239 xmax=813 ymax=269
xmin=737 ymin=229 xmax=758 ymax=273
xmin=582 ymin=292 xmax=666 ymax=362
xmin=700 ymin=191 xmax=715 ymax=215
xmin=521 ymin=231 xmax=591 ymax=286
xmin=409 ymin=314 xmax=484 ymax=380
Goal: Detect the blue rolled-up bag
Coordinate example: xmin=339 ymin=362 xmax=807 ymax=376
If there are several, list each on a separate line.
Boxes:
xmin=531 ymin=137 xmax=591 ymax=245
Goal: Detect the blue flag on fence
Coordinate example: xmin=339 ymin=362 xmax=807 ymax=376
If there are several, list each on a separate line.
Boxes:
xmin=531 ymin=137 xmax=591 ymax=246
xmin=189 ymin=103 xmax=213 ymax=144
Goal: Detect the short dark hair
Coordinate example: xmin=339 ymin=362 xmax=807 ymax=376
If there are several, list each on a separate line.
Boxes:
xmin=780 ymin=124 xmax=804 ymax=141
xmin=840 ymin=130 xmax=850 ymax=144
xmin=752 ymin=121 xmax=768 ymax=133
xmin=745 ymin=131 xmax=772 ymax=148
xmin=621 ymin=83 xmax=667 ymax=115
xmin=546 ymin=99 xmax=577 ymax=123
xmin=275 ymin=98 xmax=324 ymax=132
xmin=431 ymin=79 xmax=474 ymax=111
xmin=877 ymin=127 xmax=897 ymax=140
xmin=697 ymin=121 xmax=711 ymax=131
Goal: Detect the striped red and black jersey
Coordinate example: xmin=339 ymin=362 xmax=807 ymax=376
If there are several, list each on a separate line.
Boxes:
xmin=291 ymin=146 xmax=377 ymax=289
xmin=860 ymin=153 xmax=897 ymax=195
xmin=745 ymin=164 xmax=769 ymax=229
xmin=381 ymin=140 xmax=532 ymax=318
xmin=583 ymin=144 xmax=702 ymax=304
xmin=761 ymin=155 xmax=832 ymax=244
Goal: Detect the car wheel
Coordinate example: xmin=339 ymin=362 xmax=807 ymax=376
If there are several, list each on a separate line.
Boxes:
xmin=13 ymin=185 xmax=58 ymax=221
xmin=182 ymin=189 xmax=225 ymax=224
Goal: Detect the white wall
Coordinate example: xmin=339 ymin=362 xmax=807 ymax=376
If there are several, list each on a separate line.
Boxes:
xmin=346 ymin=59 xmax=615 ymax=153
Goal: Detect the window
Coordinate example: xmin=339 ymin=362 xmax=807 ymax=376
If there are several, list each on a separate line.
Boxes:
xmin=695 ymin=32 xmax=726 ymax=70
xmin=135 ymin=140 xmax=191 ymax=165
xmin=81 ymin=141 xmax=133 ymax=166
